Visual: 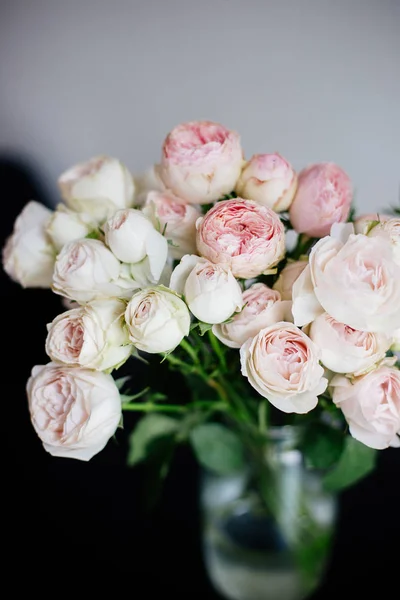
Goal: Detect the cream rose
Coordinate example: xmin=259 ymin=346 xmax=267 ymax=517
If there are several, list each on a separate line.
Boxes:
xmin=125 ymin=286 xmax=191 ymax=353
xmin=213 ymin=283 xmax=291 ymax=348
xmin=133 ymin=165 xmax=165 ymax=207
xmin=289 ymin=162 xmax=352 ymax=237
xmin=170 ymin=255 xmax=243 ymax=324
xmin=46 ymin=204 xmax=98 ymax=251
xmin=392 ymin=329 xmax=400 ymax=352
xmin=354 ymin=213 xmax=390 ymax=235
xmin=158 ymin=120 xmax=243 ymax=204
xmin=292 ymin=225 xmax=400 ymax=333
xmin=240 ymin=322 xmax=327 ymax=413
xmin=368 ymin=218 xmax=400 ymax=264
xmin=52 ymin=239 xmax=139 ymax=303
xmin=331 ymin=365 xmax=400 ymax=449
xmin=309 ymin=313 xmax=391 ymax=375
xmin=45 ymin=299 xmax=132 ymax=371
xmin=58 ymin=156 xmax=135 ymax=222
xmin=104 ymin=208 xmax=168 ymax=284
xmin=2 ymin=201 xmax=55 ymax=288
xmin=196 ymin=199 xmax=286 ymax=278
xmin=27 ymin=363 xmax=122 ymax=460
xmin=273 ymin=259 xmax=308 ymax=301
xmin=142 ymin=190 xmax=201 ymax=259
xmin=235 ymin=153 xmax=297 ymax=212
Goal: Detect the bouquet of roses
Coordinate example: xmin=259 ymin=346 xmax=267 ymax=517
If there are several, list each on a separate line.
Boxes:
xmin=3 ymin=120 xmax=400 ymax=493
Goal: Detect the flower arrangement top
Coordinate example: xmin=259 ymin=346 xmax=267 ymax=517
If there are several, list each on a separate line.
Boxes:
xmin=3 ymin=119 xmax=399 ymax=493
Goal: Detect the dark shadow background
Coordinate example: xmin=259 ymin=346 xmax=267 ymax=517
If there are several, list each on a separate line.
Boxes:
xmin=2 ymin=157 xmax=399 ymax=598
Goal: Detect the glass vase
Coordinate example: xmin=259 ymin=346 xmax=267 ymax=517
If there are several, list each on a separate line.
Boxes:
xmin=200 ymin=426 xmax=337 ymax=600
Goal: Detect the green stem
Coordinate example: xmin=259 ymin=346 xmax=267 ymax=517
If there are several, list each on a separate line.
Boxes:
xmin=122 ymin=403 xmax=186 ymax=413
xmin=207 ymin=330 xmax=227 ymax=372
xmin=258 ymin=400 xmax=268 ymax=434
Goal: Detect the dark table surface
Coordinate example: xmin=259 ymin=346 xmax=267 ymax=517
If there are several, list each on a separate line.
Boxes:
xmin=2 ymin=158 xmax=399 ymax=598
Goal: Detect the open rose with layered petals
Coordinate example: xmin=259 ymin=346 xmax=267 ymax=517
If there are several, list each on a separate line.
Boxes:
xmin=331 ymin=365 xmax=400 ymax=449
xmin=27 ymin=363 xmax=122 ymax=460
xmin=2 ymin=201 xmax=55 ymax=288
xmin=368 ymin=218 xmax=400 ymax=264
xmin=143 ymin=190 xmax=201 ymax=259
xmin=309 ymin=313 xmax=391 ymax=375
xmin=196 ymin=199 xmax=285 ymax=278
xmin=235 ymin=153 xmax=297 ymax=212
xmin=213 ymin=283 xmax=291 ymax=348
xmin=158 ymin=121 xmax=243 ymax=204
xmin=292 ymin=224 xmax=400 ymax=333
xmin=289 ymin=163 xmax=352 ymax=237
xmin=46 ymin=299 xmax=132 ymax=371
xmin=273 ymin=259 xmax=308 ymax=301
xmin=240 ymin=322 xmax=327 ymax=413
xmin=58 ymin=156 xmax=135 ymax=222
xmin=170 ymin=255 xmax=243 ymax=324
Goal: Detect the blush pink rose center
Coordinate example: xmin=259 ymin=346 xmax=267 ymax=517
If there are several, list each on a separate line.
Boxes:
xmin=164 ymin=121 xmax=231 ymax=163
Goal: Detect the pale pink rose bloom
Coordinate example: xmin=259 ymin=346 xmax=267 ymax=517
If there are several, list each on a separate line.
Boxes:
xmin=125 ymin=286 xmax=190 ymax=353
xmin=103 ymin=208 xmax=168 ymax=284
xmin=240 ymin=322 xmax=327 ymax=413
xmin=45 ymin=298 xmax=132 ymax=371
xmin=289 ymin=163 xmax=352 ymax=237
xmin=170 ymin=254 xmax=243 ymax=324
xmin=196 ymin=198 xmax=286 ymax=278
xmin=52 ymin=239 xmax=139 ymax=303
xmin=236 ymin=153 xmax=297 ymax=212
xmin=27 ymin=363 xmax=122 ymax=460
xmin=273 ymin=259 xmax=308 ymax=301
xmin=158 ymin=121 xmax=243 ymax=204
xmin=134 ymin=165 xmax=165 ymax=207
xmin=2 ymin=201 xmax=55 ymax=288
xmin=58 ymin=155 xmax=135 ymax=222
xmin=368 ymin=217 xmax=400 ymax=264
xmin=331 ymin=365 xmax=400 ymax=449
xmin=142 ymin=190 xmax=202 ymax=259
xmin=213 ymin=283 xmax=292 ymax=348
xmin=354 ymin=212 xmax=390 ymax=235
xmin=292 ymin=224 xmax=400 ymax=333
xmin=309 ymin=313 xmax=391 ymax=375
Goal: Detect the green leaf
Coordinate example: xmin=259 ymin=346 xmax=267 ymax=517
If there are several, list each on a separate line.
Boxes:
xmin=85 ymin=230 xmax=101 ymax=240
xmin=302 ymin=423 xmax=345 ymax=470
xmin=323 ymin=436 xmax=377 ymax=492
xmin=198 ymin=321 xmax=213 ymax=336
xmin=114 ymin=375 xmax=131 ymax=391
xmin=190 ymin=423 xmax=245 ymax=475
xmin=127 ymin=414 xmax=179 ymax=467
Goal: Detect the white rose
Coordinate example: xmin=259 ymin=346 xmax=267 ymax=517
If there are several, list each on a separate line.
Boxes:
xmin=2 ymin=201 xmax=55 ymax=288
xmin=309 ymin=313 xmax=391 ymax=375
xmin=104 ymin=209 xmax=168 ymax=285
xmin=240 ymin=322 xmax=327 ymax=414
xmin=52 ymin=239 xmax=139 ymax=303
xmin=58 ymin=156 xmax=135 ymax=222
xmin=142 ymin=190 xmax=201 ymax=259
xmin=273 ymin=259 xmax=308 ymax=301
xmin=331 ymin=365 xmax=400 ymax=449
xmin=125 ymin=286 xmax=191 ymax=353
xmin=213 ymin=283 xmax=291 ymax=348
xmin=235 ymin=153 xmax=297 ymax=212
xmin=46 ymin=298 xmax=132 ymax=371
xmin=391 ymin=329 xmax=400 ymax=352
xmin=292 ymin=224 xmax=400 ymax=333
xmin=46 ymin=204 xmax=98 ymax=251
xmin=368 ymin=218 xmax=400 ymax=264
xmin=27 ymin=363 xmax=122 ymax=460
xmin=170 ymin=254 xmax=243 ymax=324
xmin=133 ymin=165 xmax=165 ymax=207
xmin=354 ymin=213 xmax=390 ymax=235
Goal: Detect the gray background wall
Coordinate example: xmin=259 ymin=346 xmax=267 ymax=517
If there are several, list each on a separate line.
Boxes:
xmin=0 ymin=0 xmax=399 ymax=211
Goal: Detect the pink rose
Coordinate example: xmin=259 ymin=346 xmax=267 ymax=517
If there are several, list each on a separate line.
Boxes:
xmin=331 ymin=365 xmax=400 ymax=449
xmin=240 ymin=322 xmax=327 ymax=413
xmin=158 ymin=120 xmax=243 ymax=204
xmin=273 ymin=259 xmax=308 ymax=301
xmin=213 ymin=283 xmax=291 ymax=348
xmin=309 ymin=312 xmax=391 ymax=375
xmin=27 ymin=363 xmax=122 ymax=460
xmin=289 ymin=163 xmax=352 ymax=237
xmin=235 ymin=153 xmax=297 ymax=212
xmin=196 ymin=198 xmax=285 ymax=278
xmin=142 ymin=190 xmax=202 ymax=259
xmin=354 ymin=213 xmax=391 ymax=235
xmin=292 ymin=224 xmax=400 ymax=333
